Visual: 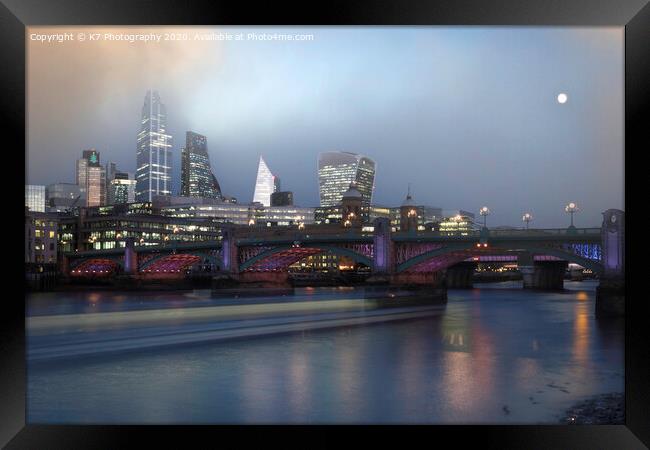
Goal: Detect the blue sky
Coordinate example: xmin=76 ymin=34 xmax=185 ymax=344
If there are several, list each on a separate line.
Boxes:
xmin=27 ymin=26 xmax=623 ymax=227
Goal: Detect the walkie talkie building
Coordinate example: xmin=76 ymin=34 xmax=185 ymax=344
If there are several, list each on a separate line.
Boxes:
xmin=317 ymin=151 xmax=376 ymax=207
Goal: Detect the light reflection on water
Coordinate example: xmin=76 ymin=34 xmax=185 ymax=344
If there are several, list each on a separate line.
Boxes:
xmin=27 ymin=280 xmax=623 ymax=424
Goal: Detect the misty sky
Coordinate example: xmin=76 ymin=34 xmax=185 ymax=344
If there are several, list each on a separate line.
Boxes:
xmin=27 ymin=26 xmax=623 ymax=228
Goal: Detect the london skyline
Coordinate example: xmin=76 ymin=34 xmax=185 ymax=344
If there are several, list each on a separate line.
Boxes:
xmin=27 ymin=26 xmax=624 ymax=227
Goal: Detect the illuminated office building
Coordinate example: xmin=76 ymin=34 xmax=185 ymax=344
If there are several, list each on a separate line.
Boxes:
xmin=180 ymin=131 xmax=222 ymax=199
xmin=317 ymin=151 xmax=375 ymax=207
xmin=25 ymin=185 xmax=46 ymax=212
xmin=25 ymin=210 xmax=58 ymax=263
xmin=252 ymin=156 xmax=279 ymax=207
xmin=76 ymin=149 xmax=106 ymax=207
xmin=389 ymin=198 xmax=443 ymax=231
xmin=136 ymin=90 xmax=173 ymax=202
xmin=154 ymin=195 xmax=314 ymax=226
xmin=438 ymin=210 xmax=476 ymax=235
xmin=108 ymin=172 xmax=137 ymax=205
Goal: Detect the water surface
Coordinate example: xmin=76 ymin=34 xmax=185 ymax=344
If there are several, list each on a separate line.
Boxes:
xmin=27 ymin=280 xmax=623 ymax=424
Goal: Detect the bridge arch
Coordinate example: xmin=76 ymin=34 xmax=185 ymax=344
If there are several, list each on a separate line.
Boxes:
xmin=396 ymin=243 xmax=604 ymax=274
xmin=239 ymin=244 xmax=373 ymax=272
xmin=139 ymin=252 xmax=223 ymax=273
xmin=519 ymin=246 xmax=603 ymax=273
xmin=69 ymin=258 xmax=122 ymax=276
xmin=396 ymin=243 xmax=475 ymax=273
xmin=69 ymin=256 xmax=124 ymax=271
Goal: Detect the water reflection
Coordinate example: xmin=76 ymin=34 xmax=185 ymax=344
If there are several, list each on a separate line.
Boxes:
xmin=572 ymin=303 xmax=590 ymax=365
xmin=27 ymin=281 xmax=624 ymax=424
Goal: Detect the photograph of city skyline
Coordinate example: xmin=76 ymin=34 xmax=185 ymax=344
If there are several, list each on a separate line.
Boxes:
xmin=25 ymin=26 xmax=625 ymax=425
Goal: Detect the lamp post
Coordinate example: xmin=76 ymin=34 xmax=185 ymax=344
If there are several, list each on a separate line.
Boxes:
xmin=479 ymin=206 xmax=490 ymax=228
xmin=522 ymin=212 xmax=533 ymax=230
xmin=565 ymin=202 xmax=579 ymax=228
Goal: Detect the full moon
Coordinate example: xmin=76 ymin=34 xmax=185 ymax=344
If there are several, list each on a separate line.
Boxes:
xmin=557 ymin=93 xmax=568 ymax=104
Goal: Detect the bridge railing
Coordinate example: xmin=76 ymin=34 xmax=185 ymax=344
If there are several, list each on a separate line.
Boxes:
xmin=484 ymin=228 xmax=601 ymax=237
xmin=395 ymin=228 xmax=601 ymax=239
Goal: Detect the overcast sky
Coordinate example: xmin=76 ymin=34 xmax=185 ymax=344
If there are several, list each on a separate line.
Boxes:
xmin=27 ymin=26 xmax=623 ymax=228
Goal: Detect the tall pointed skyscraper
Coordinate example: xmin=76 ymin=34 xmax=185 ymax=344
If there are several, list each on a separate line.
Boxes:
xmin=180 ymin=131 xmax=222 ymax=199
xmin=252 ymin=156 xmax=279 ymax=207
xmin=136 ymin=90 xmax=173 ymax=202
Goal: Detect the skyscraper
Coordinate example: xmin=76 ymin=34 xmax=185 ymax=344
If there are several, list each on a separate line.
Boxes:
xmin=180 ymin=131 xmax=222 ymax=199
xmin=136 ymin=90 xmax=173 ymax=202
xmin=45 ymin=183 xmax=81 ymax=212
xmin=25 ymin=185 xmax=45 ymax=212
xmin=317 ymin=151 xmax=376 ymax=207
xmin=108 ymin=172 xmax=137 ymax=205
xmin=253 ymin=156 xmax=279 ymax=207
xmin=76 ymin=149 xmax=106 ymax=207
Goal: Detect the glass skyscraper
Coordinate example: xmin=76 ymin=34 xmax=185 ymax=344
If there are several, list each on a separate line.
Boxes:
xmin=253 ymin=155 xmax=279 ymax=207
xmin=136 ymin=90 xmax=173 ymax=202
xmin=45 ymin=183 xmax=81 ymax=212
xmin=317 ymin=151 xmax=376 ymax=207
xmin=25 ymin=185 xmax=46 ymax=212
xmin=180 ymin=131 xmax=222 ymax=199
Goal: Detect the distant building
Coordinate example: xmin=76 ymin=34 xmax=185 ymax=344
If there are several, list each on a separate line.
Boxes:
xmin=108 ymin=172 xmax=136 ymax=205
xmin=252 ymin=156 xmax=279 ymax=207
xmin=180 ymin=131 xmax=222 ymax=199
xmin=136 ymin=90 xmax=173 ymax=202
xmin=390 ymin=195 xmax=442 ymax=231
xmin=25 ymin=210 xmax=58 ymax=263
xmin=25 ymin=184 xmax=46 ymax=212
xmin=105 ymin=162 xmax=118 ymax=183
xmin=69 ymin=203 xmax=222 ymax=251
xmin=318 ymin=151 xmax=375 ymax=207
xmin=270 ymin=191 xmax=293 ymax=206
xmin=438 ymin=210 xmax=476 ymax=235
xmin=153 ymin=195 xmax=314 ymax=226
xmin=76 ymin=149 xmax=106 ymax=207
xmin=314 ymin=204 xmax=390 ymax=225
xmin=45 ymin=183 xmax=81 ymax=212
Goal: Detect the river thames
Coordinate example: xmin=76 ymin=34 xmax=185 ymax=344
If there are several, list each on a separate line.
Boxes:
xmin=26 ymin=280 xmax=623 ymax=424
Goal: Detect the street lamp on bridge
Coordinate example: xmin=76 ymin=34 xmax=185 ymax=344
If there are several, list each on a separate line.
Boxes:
xmin=479 ymin=206 xmax=490 ymax=229
xmin=565 ymin=202 xmax=579 ymax=228
xmin=522 ymin=212 xmax=533 ymax=230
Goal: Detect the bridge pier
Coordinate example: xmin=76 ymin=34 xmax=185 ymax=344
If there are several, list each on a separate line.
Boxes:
xmin=445 ymin=262 xmax=476 ymax=288
xmin=366 ymin=217 xmax=394 ymax=284
xmin=236 ymin=271 xmax=291 ymax=286
xmin=596 ymin=209 xmax=625 ymax=317
xmin=519 ymin=249 xmax=567 ymax=290
xmin=124 ymin=238 xmax=138 ymax=275
xmin=389 ymin=271 xmax=445 ymax=288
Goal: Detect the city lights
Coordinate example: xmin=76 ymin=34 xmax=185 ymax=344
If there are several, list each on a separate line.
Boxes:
xmin=565 ymin=202 xmax=579 ymax=227
xmin=522 ymin=212 xmax=533 ymax=229
xmin=479 ymin=206 xmax=490 ymax=228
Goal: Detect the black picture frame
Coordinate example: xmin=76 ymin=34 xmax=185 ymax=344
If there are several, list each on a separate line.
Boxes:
xmin=3 ymin=0 xmax=648 ymax=447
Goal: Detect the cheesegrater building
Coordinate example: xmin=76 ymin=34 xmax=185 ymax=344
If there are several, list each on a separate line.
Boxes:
xmin=252 ymin=155 xmax=280 ymax=207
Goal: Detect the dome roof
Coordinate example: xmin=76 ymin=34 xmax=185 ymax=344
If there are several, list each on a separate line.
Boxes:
xmin=342 ymin=183 xmax=362 ymax=199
